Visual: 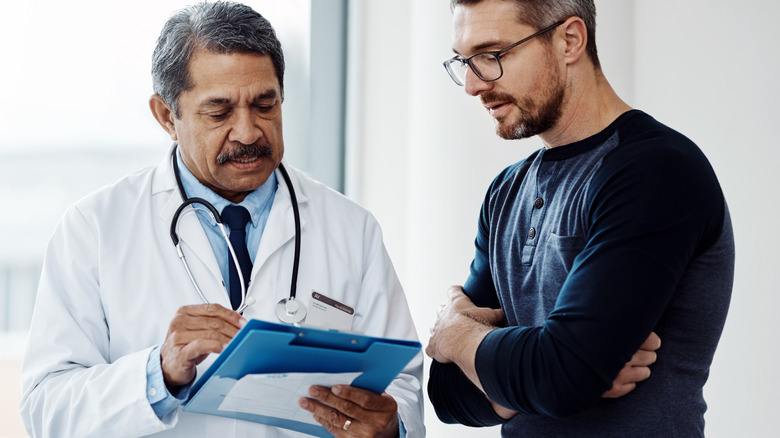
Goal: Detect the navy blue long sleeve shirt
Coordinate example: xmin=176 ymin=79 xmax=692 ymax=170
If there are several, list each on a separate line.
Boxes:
xmin=428 ymin=110 xmax=734 ymax=436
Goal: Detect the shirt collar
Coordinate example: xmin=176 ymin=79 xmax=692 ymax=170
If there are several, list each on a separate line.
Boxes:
xmin=175 ymin=148 xmax=277 ymax=228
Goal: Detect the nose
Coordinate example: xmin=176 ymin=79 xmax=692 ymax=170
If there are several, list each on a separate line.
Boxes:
xmin=463 ymin=67 xmax=493 ymax=97
xmin=228 ymin=108 xmax=263 ymax=145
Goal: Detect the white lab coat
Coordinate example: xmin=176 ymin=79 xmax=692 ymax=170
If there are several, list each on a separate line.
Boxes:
xmin=20 ymin=152 xmax=424 ymax=437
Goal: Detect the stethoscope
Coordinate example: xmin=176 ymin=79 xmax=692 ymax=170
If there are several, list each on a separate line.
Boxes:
xmin=168 ymin=145 xmax=307 ymax=324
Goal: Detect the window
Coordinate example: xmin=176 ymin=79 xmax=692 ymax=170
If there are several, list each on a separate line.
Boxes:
xmin=0 ymin=0 xmax=346 ymax=336
xmin=0 ymin=1 xmax=346 ymax=433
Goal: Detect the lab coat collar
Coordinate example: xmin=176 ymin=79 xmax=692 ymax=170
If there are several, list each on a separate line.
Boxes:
xmin=155 ymin=146 xmax=229 ymax=307
xmin=152 ymin=145 xmax=310 ymax=301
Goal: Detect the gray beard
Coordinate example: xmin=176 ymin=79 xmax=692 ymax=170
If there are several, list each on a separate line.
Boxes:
xmin=503 ymin=81 xmax=565 ymax=140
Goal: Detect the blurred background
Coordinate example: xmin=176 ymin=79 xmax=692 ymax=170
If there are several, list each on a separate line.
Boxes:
xmin=1 ymin=0 xmax=778 ymax=436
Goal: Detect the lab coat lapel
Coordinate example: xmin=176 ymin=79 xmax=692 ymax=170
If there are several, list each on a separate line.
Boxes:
xmin=157 ymin=156 xmax=230 ymax=308
xmin=253 ymin=165 xmax=308 ymax=273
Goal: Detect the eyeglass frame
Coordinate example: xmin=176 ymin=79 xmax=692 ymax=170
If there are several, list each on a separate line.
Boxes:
xmin=443 ymin=20 xmax=566 ymax=86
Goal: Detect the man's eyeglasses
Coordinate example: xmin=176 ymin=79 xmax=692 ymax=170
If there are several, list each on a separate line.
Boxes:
xmin=443 ymin=21 xmax=565 ymax=86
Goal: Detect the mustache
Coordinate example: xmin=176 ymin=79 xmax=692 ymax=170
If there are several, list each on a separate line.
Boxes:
xmin=480 ymin=91 xmax=517 ymax=108
xmin=216 ymin=142 xmax=273 ymax=164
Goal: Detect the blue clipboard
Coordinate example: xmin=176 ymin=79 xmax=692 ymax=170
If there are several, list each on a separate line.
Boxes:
xmin=183 ymin=319 xmax=421 ymax=437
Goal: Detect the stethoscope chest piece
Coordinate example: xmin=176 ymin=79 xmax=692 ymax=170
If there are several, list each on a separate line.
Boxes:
xmin=276 ymin=297 xmax=307 ymax=324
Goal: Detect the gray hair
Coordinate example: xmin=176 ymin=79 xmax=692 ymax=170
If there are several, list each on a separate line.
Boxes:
xmin=151 ymin=1 xmax=285 ymax=118
xmin=451 ymin=0 xmax=600 ymax=69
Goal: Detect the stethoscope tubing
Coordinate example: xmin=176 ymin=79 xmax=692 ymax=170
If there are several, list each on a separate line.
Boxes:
xmin=168 ymin=145 xmax=302 ymax=317
xmin=171 ymin=197 xmax=249 ymax=312
xmin=275 ymin=163 xmax=301 ymax=303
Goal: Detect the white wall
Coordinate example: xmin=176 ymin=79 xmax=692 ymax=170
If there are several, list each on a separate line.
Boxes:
xmin=348 ymin=0 xmax=780 ymax=436
xmin=631 ymin=2 xmax=780 ymax=437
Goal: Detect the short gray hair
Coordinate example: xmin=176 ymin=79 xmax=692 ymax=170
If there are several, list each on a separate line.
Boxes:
xmin=151 ymin=1 xmax=285 ymax=117
xmin=451 ymin=0 xmax=600 ymax=69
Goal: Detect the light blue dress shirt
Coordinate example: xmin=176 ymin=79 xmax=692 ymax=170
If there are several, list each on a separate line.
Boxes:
xmin=174 ymin=150 xmax=277 ymax=288
xmin=146 ymin=150 xmax=277 ymax=418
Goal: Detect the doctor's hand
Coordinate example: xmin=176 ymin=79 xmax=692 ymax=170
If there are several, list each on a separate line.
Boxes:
xmin=298 ymin=385 xmax=399 ymax=437
xmin=160 ymin=304 xmax=246 ymax=391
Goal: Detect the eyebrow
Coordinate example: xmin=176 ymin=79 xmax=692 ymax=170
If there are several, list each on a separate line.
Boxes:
xmin=253 ymin=90 xmax=279 ymax=103
xmin=199 ymin=97 xmax=232 ymax=109
xmin=452 ymin=35 xmax=514 ymax=58
xmin=452 ymin=40 xmax=512 ymax=58
xmin=198 ymin=90 xmax=279 ymax=109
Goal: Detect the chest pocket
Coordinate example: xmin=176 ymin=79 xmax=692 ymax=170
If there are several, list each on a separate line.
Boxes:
xmin=539 ymin=233 xmax=586 ymax=283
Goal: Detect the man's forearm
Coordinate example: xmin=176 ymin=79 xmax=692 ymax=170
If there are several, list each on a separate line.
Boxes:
xmin=436 ymin=313 xmax=494 ymax=391
xmin=428 ymin=360 xmax=507 ymax=427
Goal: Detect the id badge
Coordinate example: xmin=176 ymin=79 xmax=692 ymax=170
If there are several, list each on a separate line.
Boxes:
xmin=305 ymin=291 xmax=354 ymax=331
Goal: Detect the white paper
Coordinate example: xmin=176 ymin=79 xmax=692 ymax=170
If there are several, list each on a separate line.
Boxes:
xmin=217 ymin=371 xmax=363 ymax=425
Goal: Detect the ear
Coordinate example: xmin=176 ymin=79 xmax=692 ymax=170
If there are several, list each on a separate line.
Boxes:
xmin=149 ymin=94 xmax=178 ymax=141
xmin=559 ymin=17 xmax=588 ymax=66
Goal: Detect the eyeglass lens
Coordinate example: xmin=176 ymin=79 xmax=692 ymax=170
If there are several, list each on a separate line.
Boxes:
xmin=444 ymin=20 xmax=566 ymax=86
xmin=447 ymin=54 xmax=501 ymax=86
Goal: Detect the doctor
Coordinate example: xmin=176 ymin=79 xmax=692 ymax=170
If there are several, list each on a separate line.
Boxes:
xmin=19 ymin=2 xmax=423 ymax=437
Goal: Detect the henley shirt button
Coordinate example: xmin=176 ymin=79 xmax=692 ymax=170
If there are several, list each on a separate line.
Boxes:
xmin=528 ymin=228 xmax=536 ymax=239
xmin=534 ymin=197 xmax=544 ymax=209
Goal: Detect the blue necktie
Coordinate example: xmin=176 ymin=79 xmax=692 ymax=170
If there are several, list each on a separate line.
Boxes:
xmin=221 ymin=205 xmax=253 ymax=310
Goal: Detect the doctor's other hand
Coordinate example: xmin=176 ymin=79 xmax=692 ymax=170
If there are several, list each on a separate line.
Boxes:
xmin=160 ymin=304 xmax=246 ymax=390
xmin=299 ymin=384 xmax=399 ymax=438
xmin=603 ymin=331 xmax=662 ymax=398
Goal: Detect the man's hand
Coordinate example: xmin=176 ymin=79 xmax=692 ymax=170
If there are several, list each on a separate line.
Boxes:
xmin=298 ymin=385 xmax=399 ymax=437
xmin=427 ymin=286 xmax=509 ymax=418
xmin=426 ymin=286 xmax=503 ymax=365
xmin=160 ymin=304 xmax=245 ymax=390
xmin=603 ymin=332 xmax=661 ymax=398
